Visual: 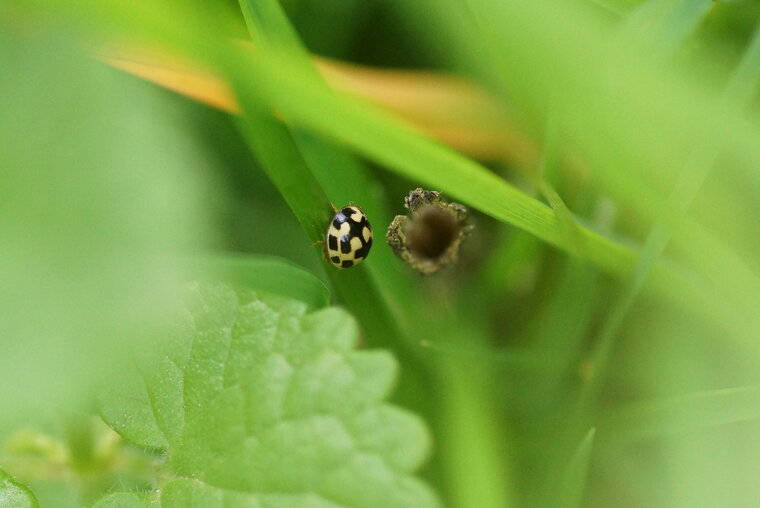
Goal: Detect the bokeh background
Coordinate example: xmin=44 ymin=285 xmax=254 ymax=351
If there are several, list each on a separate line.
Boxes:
xmin=2 ymin=0 xmax=760 ymax=506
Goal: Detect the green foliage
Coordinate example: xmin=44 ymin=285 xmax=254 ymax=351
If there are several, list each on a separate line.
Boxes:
xmin=91 ymin=493 xmax=147 ymax=508
xmin=99 ymin=281 xmax=438 ymax=507
xmin=555 ymin=429 xmax=596 ymax=508
xmin=190 ymin=254 xmax=330 ymax=309
xmin=0 ymin=469 xmax=37 ymax=508
xmin=2 ymin=0 xmax=760 ymax=507
xmin=0 ymin=23 xmax=211 ymax=430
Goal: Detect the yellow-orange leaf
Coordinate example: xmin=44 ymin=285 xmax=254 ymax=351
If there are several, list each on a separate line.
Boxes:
xmin=100 ymin=43 xmax=537 ymax=165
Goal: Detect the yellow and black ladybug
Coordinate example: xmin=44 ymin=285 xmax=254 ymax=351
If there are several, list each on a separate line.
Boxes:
xmin=324 ymin=205 xmax=373 ymax=269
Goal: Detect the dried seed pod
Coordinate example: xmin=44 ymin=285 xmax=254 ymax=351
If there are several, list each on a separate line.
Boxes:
xmin=386 ymin=188 xmax=473 ymax=274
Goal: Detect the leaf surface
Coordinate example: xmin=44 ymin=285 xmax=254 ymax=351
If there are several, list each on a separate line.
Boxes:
xmin=100 ymin=282 xmax=438 ymax=508
xmin=0 ymin=469 xmax=37 ymax=508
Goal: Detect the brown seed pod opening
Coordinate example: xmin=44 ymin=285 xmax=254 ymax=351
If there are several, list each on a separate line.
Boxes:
xmin=386 ymin=188 xmax=473 ymax=275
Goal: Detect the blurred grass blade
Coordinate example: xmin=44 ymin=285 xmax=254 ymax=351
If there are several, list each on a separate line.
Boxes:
xmin=98 ymin=18 xmax=754 ymax=336
xmin=0 ymin=26 xmax=210 ymax=431
xmin=234 ymin=112 xmax=332 ymax=242
xmin=189 ymin=253 xmax=329 ymax=308
xmin=239 ymin=0 xmax=308 ymax=55
xmin=397 ymin=0 xmax=760 ymax=314
xmin=590 ymin=0 xmax=639 ymax=15
xmin=536 ymin=120 xmax=584 ymax=257
xmin=581 ymin=19 xmax=760 ymax=406
xmin=623 ymin=0 xmax=713 ymax=60
xmin=224 ymin=7 xmax=436 ymax=421
xmin=600 ymin=385 xmax=760 ymax=441
xmin=236 ymin=0 xmax=420 ymax=324
xmin=100 ymin=51 xmax=238 ymax=113
xmin=101 ymin=47 xmax=527 ymax=162
xmin=238 ymin=50 xmax=637 ymax=272
xmin=555 ymin=428 xmax=596 ymax=508
xmin=232 ymin=1 xmax=417 ymax=354
xmin=436 ymin=359 xmax=513 ymax=508
xmin=238 ymin=47 xmax=755 ymax=322
xmin=234 ymin=111 xmax=416 ymax=355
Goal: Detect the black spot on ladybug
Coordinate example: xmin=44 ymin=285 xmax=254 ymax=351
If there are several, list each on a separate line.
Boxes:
xmin=340 ymin=236 xmax=353 ymax=253
xmin=324 ymin=204 xmax=373 ymax=269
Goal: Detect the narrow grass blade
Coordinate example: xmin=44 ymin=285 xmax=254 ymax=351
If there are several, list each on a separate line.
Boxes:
xmin=580 ymin=20 xmax=760 ymax=407
xmin=101 ymin=47 xmax=528 ymax=162
xmin=436 ymin=358 xmax=513 ymax=508
xmin=589 ymin=0 xmax=639 ymax=15
xmin=623 ymin=0 xmax=714 ymax=60
xmin=188 ymin=253 xmax=329 ymax=308
xmin=233 ymin=0 xmax=432 ymax=368
xmin=238 ymin=50 xmax=648 ymax=276
xmin=236 ymin=5 xmax=514 ymax=507
xmin=233 ymin=104 xmax=417 ymax=363
xmin=600 ymin=385 xmax=760 ymax=441
xmin=237 ymin=0 xmax=422 ymax=327
xmin=556 ymin=428 xmax=596 ymax=508
xmin=237 ymin=43 xmax=760 ymax=349
xmin=28 ymin=0 xmax=758 ymax=344
xmin=536 ymin=119 xmax=584 ymax=258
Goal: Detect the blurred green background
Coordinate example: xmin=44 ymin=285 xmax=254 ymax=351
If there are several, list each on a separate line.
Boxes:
xmin=2 ymin=0 xmax=760 ymax=506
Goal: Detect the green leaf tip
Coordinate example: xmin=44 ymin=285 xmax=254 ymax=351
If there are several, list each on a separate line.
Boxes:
xmin=0 ymin=470 xmax=38 ymax=508
xmin=100 ymin=281 xmax=440 ymax=508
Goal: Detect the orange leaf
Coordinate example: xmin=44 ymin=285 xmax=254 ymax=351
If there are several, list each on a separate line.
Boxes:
xmin=99 ymin=42 xmax=537 ymax=165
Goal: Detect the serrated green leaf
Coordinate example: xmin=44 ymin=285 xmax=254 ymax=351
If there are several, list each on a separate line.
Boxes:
xmin=101 ymin=282 xmax=439 ymax=508
xmin=0 ymin=469 xmax=38 ymax=508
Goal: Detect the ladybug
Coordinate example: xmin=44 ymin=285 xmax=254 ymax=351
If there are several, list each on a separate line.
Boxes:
xmin=325 ymin=205 xmax=373 ymax=269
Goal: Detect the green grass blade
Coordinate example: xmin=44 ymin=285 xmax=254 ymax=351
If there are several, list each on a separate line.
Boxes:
xmin=580 ymin=20 xmax=760 ymax=406
xmin=599 ymin=385 xmax=760 ymax=441
xmin=233 ymin=101 xmax=419 ymax=366
xmin=48 ymin=0 xmax=752 ymax=331
xmin=239 ymin=0 xmax=309 ymax=57
xmin=436 ymin=358 xmax=513 ymax=508
xmin=589 ymin=0 xmax=640 ymax=15
xmin=238 ymin=49 xmax=756 ymax=324
xmin=555 ymin=428 xmax=596 ymax=508
xmin=624 ymin=0 xmax=714 ymax=60
xmin=237 ymin=0 xmax=422 ymax=323
xmin=238 ymin=51 xmax=641 ymax=272
xmin=394 ymin=0 xmax=760 ymax=320
xmin=233 ymin=0 xmax=433 ymax=368
xmin=236 ymin=5 xmax=514 ymax=506
xmin=536 ymin=119 xmax=584 ymax=258
xmin=234 ymin=114 xmax=332 ymax=243
xmin=188 ymin=253 xmax=330 ymax=308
